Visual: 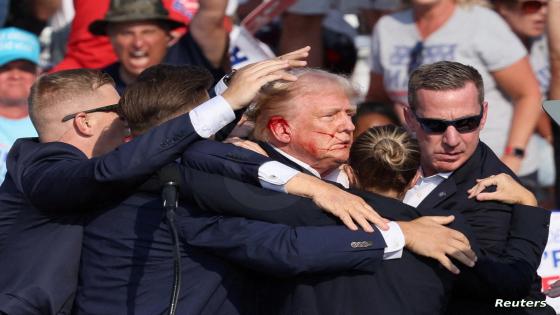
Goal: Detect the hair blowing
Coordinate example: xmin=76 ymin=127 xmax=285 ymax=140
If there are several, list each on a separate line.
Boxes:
xmin=349 ymin=125 xmax=420 ymax=195
xmin=120 ymin=64 xmax=213 ymax=135
xmin=408 ymin=61 xmax=484 ymax=111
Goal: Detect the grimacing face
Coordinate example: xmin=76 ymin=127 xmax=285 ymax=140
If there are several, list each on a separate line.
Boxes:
xmin=108 ymin=21 xmax=171 ymax=79
xmin=287 ymin=83 xmax=356 ymax=174
xmin=405 ymin=82 xmax=487 ymax=177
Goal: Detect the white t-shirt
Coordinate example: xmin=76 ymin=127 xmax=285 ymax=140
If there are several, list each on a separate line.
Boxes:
xmin=370 ymin=5 xmax=538 ymax=175
xmin=0 ymin=116 xmax=37 ymax=183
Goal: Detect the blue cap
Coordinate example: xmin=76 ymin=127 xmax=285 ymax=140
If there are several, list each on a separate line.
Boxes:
xmin=0 ymin=27 xmax=40 ymax=66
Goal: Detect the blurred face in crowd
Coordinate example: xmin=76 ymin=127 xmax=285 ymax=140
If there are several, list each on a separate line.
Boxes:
xmin=282 ymin=81 xmax=356 ymax=175
xmin=354 ymin=113 xmax=395 ymax=138
xmin=0 ymin=60 xmax=37 ymax=106
xmin=405 ymin=82 xmax=487 ymax=177
xmin=497 ymin=0 xmax=548 ymax=39
xmin=108 ymin=21 xmax=171 ymax=80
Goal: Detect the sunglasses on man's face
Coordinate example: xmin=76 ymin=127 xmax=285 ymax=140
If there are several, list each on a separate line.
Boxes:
xmin=520 ymin=0 xmax=547 ymax=14
xmin=412 ymin=106 xmax=483 ymax=134
xmin=61 ymin=104 xmax=121 ymax=122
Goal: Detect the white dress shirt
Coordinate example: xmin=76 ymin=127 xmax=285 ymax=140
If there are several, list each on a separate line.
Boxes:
xmin=403 ymin=171 xmax=453 ymax=207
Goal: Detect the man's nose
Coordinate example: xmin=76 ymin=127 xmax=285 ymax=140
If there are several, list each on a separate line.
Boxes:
xmin=340 ymin=114 xmax=355 ymax=133
xmin=6 ymin=68 xmax=24 ymax=80
xmin=442 ymin=125 xmax=460 ymax=147
xmin=131 ymin=34 xmax=145 ymax=48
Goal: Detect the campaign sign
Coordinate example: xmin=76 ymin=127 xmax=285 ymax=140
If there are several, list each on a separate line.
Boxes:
xmin=538 ymin=211 xmax=560 ymax=312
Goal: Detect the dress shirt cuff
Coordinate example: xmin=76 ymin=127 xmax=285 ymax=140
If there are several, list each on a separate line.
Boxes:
xmin=379 ymin=221 xmax=405 ymax=260
xmin=189 ymin=95 xmax=235 ymax=138
xmin=214 ymin=77 xmax=228 ymax=96
xmin=258 ymin=161 xmax=300 ymax=193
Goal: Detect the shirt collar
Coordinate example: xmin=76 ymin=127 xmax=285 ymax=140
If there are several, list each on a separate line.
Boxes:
xmin=269 ymin=144 xmax=349 ymax=188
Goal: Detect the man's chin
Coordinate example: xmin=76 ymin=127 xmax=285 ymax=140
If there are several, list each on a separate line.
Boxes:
xmin=433 ymin=160 xmax=464 ymax=173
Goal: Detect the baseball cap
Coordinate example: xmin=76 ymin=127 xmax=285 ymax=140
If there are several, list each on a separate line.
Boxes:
xmin=0 ymin=27 xmax=40 ymax=67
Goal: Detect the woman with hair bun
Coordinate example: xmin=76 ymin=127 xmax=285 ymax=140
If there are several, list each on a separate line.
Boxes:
xmin=348 ymin=125 xmax=536 ymax=206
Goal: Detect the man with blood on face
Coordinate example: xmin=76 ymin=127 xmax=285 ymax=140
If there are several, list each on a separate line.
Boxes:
xmin=253 ymin=69 xmax=357 ymax=180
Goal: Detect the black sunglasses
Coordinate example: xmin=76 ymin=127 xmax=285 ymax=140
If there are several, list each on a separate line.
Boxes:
xmin=520 ymin=0 xmax=547 ymax=14
xmin=61 ymin=104 xmax=121 ymax=122
xmin=413 ymin=105 xmax=483 ymax=134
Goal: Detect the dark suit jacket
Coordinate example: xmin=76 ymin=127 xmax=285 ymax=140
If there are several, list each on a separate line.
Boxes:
xmin=181 ymin=141 xmax=482 ymax=315
xmin=0 ymin=128 xmax=388 ymax=315
xmin=414 ymin=142 xmax=553 ymax=315
xmin=0 ymin=114 xmax=221 ymax=315
xmin=75 ymin=180 xmax=388 ymax=315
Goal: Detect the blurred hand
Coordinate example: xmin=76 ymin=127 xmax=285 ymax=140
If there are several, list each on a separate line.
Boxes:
xmin=398 ymin=216 xmax=477 ymax=274
xmin=222 ymin=46 xmax=310 ymax=110
xmin=467 ymin=173 xmax=537 ymax=206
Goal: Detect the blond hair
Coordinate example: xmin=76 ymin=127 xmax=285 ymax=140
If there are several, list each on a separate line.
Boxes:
xmin=349 ymin=125 xmax=420 ymax=197
xmin=250 ymin=68 xmax=357 ymax=141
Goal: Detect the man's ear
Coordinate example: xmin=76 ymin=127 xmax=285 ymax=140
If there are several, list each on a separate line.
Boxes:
xmin=267 ymin=116 xmax=291 ymax=144
xmin=479 ymin=101 xmax=489 ymax=130
xmin=73 ymin=113 xmax=95 ymax=136
xmin=403 ymin=106 xmax=415 ymax=129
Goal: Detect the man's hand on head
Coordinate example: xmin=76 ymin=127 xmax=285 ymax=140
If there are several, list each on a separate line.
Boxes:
xmin=285 ymin=173 xmax=390 ymax=232
xmin=397 ymin=216 xmax=477 ymax=274
xmin=221 ymin=47 xmax=310 ymax=110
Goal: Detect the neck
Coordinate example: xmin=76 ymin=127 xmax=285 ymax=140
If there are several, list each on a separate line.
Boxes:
xmin=119 ymin=65 xmax=138 ymax=85
xmin=272 ymin=142 xmax=338 ymax=177
xmin=0 ymin=102 xmax=29 ymax=119
xmin=414 ymin=1 xmax=455 ymax=38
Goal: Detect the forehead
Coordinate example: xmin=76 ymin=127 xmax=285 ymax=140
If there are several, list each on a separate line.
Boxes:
xmin=415 ymin=83 xmax=480 ymax=119
xmin=109 ymin=20 xmax=166 ymax=33
xmin=295 ymin=78 xmax=354 ymax=110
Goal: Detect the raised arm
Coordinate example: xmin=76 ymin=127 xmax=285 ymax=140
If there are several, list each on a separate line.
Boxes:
xmin=189 ymin=0 xmax=228 ymax=68
xmin=492 ymin=57 xmax=542 ymax=173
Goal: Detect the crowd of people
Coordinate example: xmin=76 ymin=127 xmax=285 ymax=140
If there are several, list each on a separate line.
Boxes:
xmin=0 ymin=0 xmax=558 ymax=314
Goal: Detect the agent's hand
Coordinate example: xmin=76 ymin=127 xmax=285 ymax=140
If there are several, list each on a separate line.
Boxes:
xmin=285 ymin=173 xmax=389 ymax=232
xmin=398 ymin=216 xmax=477 ymax=274
xmin=222 ymin=47 xmax=310 ymax=110
xmin=467 ymin=173 xmax=537 ymax=206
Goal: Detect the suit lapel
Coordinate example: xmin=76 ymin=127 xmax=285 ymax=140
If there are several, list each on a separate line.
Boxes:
xmin=416 ymin=143 xmax=484 ymax=211
xmin=416 ymin=178 xmax=457 ymax=211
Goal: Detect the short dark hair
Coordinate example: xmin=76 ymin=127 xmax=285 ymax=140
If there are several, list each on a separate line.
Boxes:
xmin=120 ymin=64 xmax=213 ymax=135
xmin=349 ymin=125 xmax=420 ymax=197
xmin=408 ymin=61 xmax=484 ymax=111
